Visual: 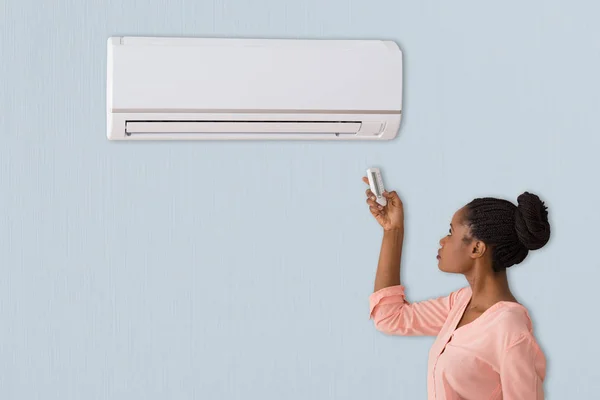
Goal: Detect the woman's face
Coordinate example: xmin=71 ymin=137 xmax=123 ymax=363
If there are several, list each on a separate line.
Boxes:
xmin=437 ymin=207 xmax=477 ymax=273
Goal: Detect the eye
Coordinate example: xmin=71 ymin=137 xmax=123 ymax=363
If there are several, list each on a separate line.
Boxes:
xmin=448 ymin=228 xmax=452 ymax=236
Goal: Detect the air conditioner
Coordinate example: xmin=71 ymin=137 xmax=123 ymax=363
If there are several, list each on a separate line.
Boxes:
xmin=106 ymin=36 xmax=403 ymax=140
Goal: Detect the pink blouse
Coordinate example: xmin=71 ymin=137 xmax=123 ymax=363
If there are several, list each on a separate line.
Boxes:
xmin=369 ymin=285 xmax=546 ymax=399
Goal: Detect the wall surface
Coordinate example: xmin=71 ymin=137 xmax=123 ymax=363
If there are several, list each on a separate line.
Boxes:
xmin=1 ymin=0 xmax=598 ymax=398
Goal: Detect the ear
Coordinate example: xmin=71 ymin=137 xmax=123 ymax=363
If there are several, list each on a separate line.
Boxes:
xmin=470 ymin=240 xmax=487 ymax=259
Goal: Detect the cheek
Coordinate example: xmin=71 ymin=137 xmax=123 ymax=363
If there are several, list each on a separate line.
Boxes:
xmin=441 ymin=243 xmax=468 ymax=272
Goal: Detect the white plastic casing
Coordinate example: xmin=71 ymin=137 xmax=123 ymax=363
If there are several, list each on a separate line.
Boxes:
xmin=107 ymin=36 xmax=403 ymax=140
xmin=367 ymin=167 xmax=387 ymax=206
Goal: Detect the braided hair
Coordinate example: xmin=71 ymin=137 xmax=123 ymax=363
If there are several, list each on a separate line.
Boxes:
xmin=463 ymin=192 xmax=550 ymax=272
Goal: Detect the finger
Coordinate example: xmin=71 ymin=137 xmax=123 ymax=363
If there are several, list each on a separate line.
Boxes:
xmin=366 ymin=197 xmax=382 ymax=207
xmin=369 ymin=206 xmax=381 ymax=214
xmin=368 ymin=199 xmax=384 ymax=210
xmin=365 ymin=188 xmax=374 ymax=198
xmin=362 ymin=176 xmax=369 ymax=185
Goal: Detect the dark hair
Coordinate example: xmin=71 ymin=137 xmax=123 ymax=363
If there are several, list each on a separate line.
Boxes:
xmin=463 ymin=192 xmax=550 ymax=272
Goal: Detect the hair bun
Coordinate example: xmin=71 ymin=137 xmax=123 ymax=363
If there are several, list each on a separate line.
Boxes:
xmin=514 ymin=192 xmax=551 ymax=250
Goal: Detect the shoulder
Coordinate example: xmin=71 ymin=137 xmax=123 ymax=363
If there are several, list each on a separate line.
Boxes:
xmin=481 ymin=303 xmax=545 ymax=368
xmin=494 ymin=303 xmax=533 ymax=331
xmin=487 ymin=302 xmax=538 ymax=348
xmin=494 ymin=306 xmax=546 ymax=373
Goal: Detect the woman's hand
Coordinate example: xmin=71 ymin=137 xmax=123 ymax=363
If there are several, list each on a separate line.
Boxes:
xmin=362 ymin=176 xmax=404 ymax=232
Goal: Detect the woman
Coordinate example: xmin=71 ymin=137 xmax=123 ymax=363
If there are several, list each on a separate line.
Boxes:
xmin=363 ymin=176 xmax=550 ymax=400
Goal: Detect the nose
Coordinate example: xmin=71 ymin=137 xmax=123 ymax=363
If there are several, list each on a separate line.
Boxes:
xmin=439 ymin=236 xmax=446 ymax=247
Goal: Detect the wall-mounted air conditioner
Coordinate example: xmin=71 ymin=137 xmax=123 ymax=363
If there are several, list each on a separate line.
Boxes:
xmin=106 ymin=36 xmax=403 ymax=140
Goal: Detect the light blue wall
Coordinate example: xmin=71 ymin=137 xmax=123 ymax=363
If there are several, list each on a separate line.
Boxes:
xmin=1 ymin=0 xmax=598 ymax=398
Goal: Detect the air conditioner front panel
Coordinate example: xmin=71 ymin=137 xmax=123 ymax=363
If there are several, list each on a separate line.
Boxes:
xmin=108 ymin=37 xmax=402 ymax=114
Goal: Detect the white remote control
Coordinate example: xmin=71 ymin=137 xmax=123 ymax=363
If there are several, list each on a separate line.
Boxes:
xmin=366 ymin=167 xmax=387 ymax=207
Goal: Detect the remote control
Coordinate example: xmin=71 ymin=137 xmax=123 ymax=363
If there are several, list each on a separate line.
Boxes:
xmin=366 ymin=167 xmax=387 ymax=207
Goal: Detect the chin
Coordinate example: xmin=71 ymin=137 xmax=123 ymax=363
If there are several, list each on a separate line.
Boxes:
xmin=437 ymin=261 xmax=454 ymax=273
xmin=437 ymin=260 xmax=446 ymax=272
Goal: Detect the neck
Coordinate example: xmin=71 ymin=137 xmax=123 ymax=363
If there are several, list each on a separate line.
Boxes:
xmin=464 ymin=262 xmax=516 ymax=309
